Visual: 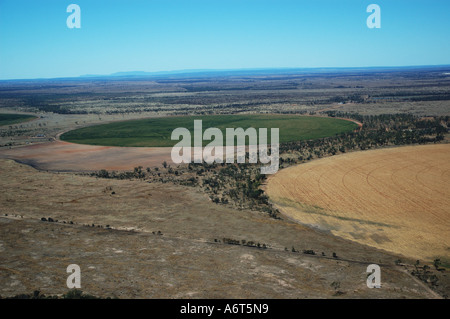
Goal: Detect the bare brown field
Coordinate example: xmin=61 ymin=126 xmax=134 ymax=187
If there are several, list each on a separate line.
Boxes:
xmin=266 ymin=144 xmax=450 ymax=263
xmin=0 ymin=140 xmax=172 ymax=172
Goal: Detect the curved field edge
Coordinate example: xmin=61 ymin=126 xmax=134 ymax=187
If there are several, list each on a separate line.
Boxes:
xmin=60 ymin=114 xmax=359 ymax=147
xmin=265 ymin=144 xmax=450 ymax=264
xmin=0 ymin=113 xmax=38 ymax=126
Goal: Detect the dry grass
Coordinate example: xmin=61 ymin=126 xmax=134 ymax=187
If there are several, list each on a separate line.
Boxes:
xmin=266 ymin=144 xmax=450 ymax=263
xmin=0 ymin=158 xmax=443 ymax=298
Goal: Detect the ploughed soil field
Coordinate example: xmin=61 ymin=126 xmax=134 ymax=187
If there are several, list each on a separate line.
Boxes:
xmin=0 ymin=140 xmax=172 ymax=172
xmin=265 ymin=144 xmax=450 ymax=264
xmin=0 ymin=158 xmax=444 ymax=298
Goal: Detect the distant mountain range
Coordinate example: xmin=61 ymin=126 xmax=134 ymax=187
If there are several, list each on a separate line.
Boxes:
xmin=81 ymin=69 xmax=238 ymax=78
xmin=81 ymin=70 xmax=215 ymax=77
xmin=79 ymin=65 xmax=450 ymax=79
xmin=2 ymin=65 xmax=450 ymax=82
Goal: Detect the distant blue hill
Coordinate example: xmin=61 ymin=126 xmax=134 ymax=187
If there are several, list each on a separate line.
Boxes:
xmin=81 ymin=69 xmax=228 ymax=78
xmin=2 ymin=65 xmax=450 ymax=82
xmin=79 ymin=65 xmax=450 ymax=79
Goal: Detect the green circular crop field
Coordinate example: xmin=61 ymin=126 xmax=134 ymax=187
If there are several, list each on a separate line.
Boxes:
xmin=60 ymin=114 xmax=359 ymax=147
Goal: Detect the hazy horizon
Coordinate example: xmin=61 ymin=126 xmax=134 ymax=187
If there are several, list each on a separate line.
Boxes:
xmin=1 ymin=64 xmax=450 ymax=82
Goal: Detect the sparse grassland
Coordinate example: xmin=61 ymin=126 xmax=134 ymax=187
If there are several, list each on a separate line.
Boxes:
xmin=0 ymin=158 xmax=445 ymax=299
xmin=60 ymin=114 xmax=358 ymax=147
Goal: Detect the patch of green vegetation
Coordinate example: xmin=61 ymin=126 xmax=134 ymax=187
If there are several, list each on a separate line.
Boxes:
xmin=60 ymin=114 xmax=358 ymax=147
xmin=0 ymin=113 xmax=37 ymax=126
xmin=433 ymin=256 xmax=450 ymax=270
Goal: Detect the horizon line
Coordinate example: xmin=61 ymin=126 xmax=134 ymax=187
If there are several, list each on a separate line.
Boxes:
xmin=1 ymin=64 xmax=450 ymax=82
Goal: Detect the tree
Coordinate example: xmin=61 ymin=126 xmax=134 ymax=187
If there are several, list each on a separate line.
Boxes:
xmin=433 ymin=258 xmax=441 ymax=270
xmin=97 ymin=169 xmax=109 ymax=178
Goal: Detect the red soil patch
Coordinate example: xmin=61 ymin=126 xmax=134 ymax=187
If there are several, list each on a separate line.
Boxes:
xmin=0 ymin=141 xmax=173 ymax=172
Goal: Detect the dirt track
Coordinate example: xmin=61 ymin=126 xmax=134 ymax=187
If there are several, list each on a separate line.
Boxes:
xmin=266 ymin=144 xmax=450 ymax=263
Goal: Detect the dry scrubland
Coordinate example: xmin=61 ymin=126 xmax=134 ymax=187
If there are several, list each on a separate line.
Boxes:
xmin=0 ymin=67 xmax=449 ymax=298
xmin=0 ymin=159 xmax=442 ymax=298
xmin=266 ymin=144 xmax=450 ymax=263
xmin=1 ymin=67 xmax=449 ymax=149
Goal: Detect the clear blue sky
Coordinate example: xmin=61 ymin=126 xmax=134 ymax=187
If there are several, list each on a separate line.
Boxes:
xmin=0 ymin=0 xmax=449 ymax=79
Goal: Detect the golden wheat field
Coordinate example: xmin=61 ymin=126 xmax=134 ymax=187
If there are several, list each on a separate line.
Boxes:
xmin=266 ymin=144 xmax=450 ymax=263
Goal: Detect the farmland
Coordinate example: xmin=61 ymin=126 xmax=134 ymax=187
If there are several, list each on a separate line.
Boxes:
xmin=0 ymin=67 xmax=449 ymax=299
xmin=265 ymin=144 xmax=450 ymax=264
xmin=60 ymin=114 xmax=359 ymax=147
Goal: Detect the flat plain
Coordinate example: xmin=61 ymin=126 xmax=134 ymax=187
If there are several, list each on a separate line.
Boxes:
xmin=0 ymin=67 xmax=449 ymax=298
